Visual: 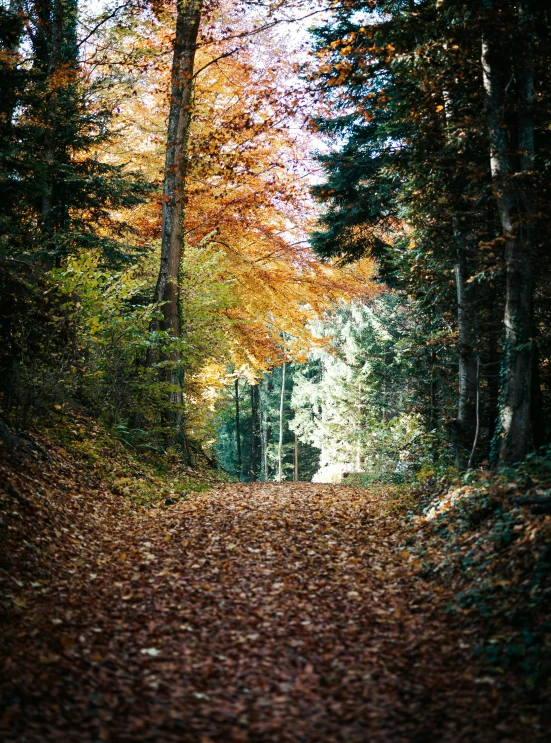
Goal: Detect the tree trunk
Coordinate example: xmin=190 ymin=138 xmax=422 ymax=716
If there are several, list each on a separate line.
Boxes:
xmin=454 ymin=257 xmax=478 ymax=468
xmin=481 ymin=3 xmax=535 ymax=464
xmin=294 ymin=432 xmax=298 ymax=481
xmin=260 ymin=407 xmax=267 ymax=482
xmin=517 ymin=1 xmax=542 ymax=452
xmin=147 ymin=0 xmax=203 ymax=419
xmin=487 ymin=315 xmax=501 ymax=462
xmin=235 ymin=378 xmax=242 ymax=480
xmin=443 ymin=87 xmax=479 ymax=469
xmin=248 ymin=383 xmax=261 ymax=481
xmin=262 ymin=376 xmax=272 ymax=481
xmin=277 ymin=362 xmax=286 ymax=482
xmin=428 ymin=344 xmax=439 ymax=463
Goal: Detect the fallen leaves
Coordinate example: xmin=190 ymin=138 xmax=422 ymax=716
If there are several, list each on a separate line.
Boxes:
xmin=140 ymin=648 xmax=161 ymax=657
xmin=0 ymin=439 xmax=546 ymax=742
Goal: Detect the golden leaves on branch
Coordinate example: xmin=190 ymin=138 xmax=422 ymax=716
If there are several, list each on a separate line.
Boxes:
xmin=90 ymin=1 xmax=378 ymax=384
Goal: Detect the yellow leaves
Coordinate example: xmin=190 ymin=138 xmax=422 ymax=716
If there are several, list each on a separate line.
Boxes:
xmin=94 ymin=1 xmax=380 ymax=398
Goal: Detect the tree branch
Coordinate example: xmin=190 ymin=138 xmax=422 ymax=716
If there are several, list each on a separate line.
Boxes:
xmin=77 ymin=2 xmax=131 ymax=49
xmin=196 ymin=8 xmax=331 ymax=48
xmin=192 ymin=47 xmax=239 ymax=79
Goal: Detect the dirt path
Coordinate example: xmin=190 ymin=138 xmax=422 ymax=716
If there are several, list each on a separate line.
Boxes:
xmin=0 ymin=481 xmax=543 ymax=742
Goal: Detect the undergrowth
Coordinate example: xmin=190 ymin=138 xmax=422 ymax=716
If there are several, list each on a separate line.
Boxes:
xmin=399 ymin=464 xmax=551 ymax=696
xmin=32 ymin=407 xmax=230 ymax=508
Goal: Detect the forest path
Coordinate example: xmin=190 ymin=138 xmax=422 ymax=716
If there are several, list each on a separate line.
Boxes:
xmin=1 ymin=482 xmax=534 ymax=742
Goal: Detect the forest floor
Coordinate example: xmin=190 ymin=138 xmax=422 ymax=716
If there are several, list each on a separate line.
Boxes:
xmin=1 ymin=426 xmax=550 ymax=742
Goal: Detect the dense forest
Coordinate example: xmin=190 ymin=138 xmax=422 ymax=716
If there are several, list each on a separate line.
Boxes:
xmin=1 ymin=1 xmax=551 ymax=740
xmin=2 ymin=0 xmax=551 ymax=480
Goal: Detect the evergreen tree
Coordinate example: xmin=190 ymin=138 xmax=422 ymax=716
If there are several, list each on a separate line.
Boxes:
xmin=307 ymin=0 xmax=551 ymax=468
xmin=290 ymin=297 xmax=429 ymax=481
xmin=0 ymin=0 xmax=148 ymax=264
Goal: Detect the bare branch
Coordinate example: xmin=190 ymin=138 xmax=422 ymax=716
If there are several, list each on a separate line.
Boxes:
xmin=197 ymin=7 xmax=331 ymax=48
xmin=77 ymin=2 xmax=131 ymax=49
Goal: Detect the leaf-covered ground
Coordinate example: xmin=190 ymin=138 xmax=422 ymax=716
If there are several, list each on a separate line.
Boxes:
xmin=0 ymin=441 xmax=548 ymax=742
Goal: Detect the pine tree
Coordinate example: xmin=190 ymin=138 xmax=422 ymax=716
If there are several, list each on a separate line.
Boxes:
xmin=0 ymin=0 xmax=148 ymax=264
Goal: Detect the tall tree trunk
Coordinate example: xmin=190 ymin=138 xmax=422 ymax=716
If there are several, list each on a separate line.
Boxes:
xmin=294 ymin=432 xmax=298 ymax=481
xmin=261 ymin=410 xmax=268 ymax=481
xmin=487 ymin=315 xmax=501 ymax=461
xmin=248 ymin=383 xmax=261 ymax=481
xmin=428 ymin=344 xmax=439 ymax=463
xmin=235 ymin=378 xmax=242 ymax=480
xmin=454 ymin=256 xmax=478 ymax=468
xmin=443 ymin=88 xmax=479 ymax=469
xmin=147 ymin=0 xmax=203 ymax=420
xmin=262 ymin=376 xmax=272 ymax=481
xmin=517 ymin=1 xmax=543 ymax=451
xmin=277 ymin=362 xmax=286 ymax=482
xmin=481 ymin=2 xmax=535 ymax=464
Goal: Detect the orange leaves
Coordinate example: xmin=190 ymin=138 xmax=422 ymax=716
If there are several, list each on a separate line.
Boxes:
xmin=91 ymin=1 xmax=377 ymax=387
xmin=3 ymin=435 xmax=540 ymax=742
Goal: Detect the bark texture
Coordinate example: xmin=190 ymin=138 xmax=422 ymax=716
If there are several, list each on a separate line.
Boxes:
xmin=148 ymin=0 xmax=203 ymax=414
xmin=481 ymin=1 xmax=536 ymax=464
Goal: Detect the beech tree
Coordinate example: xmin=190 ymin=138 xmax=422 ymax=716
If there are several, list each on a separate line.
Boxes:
xmin=480 ymin=0 xmax=537 ymax=463
xmin=147 ymin=0 xmax=203 ymax=427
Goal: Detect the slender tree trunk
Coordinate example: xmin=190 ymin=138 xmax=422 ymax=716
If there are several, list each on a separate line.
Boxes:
xmin=481 ymin=3 xmax=535 ymax=464
xmin=262 ymin=377 xmax=272 ymax=481
xmin=454 ymin=257 xmax=478 ymax=468
xmin=487 ymin=316 xmax=501 ymax=460
xmin=428 ymin=343 xmax=439 ymax=463
xmin=147 ymin=0 xmax=203 ymax=419
xmin=248 ymin=383 xmax=261 ymax=481
xmin=517 ymin=1 xmax=543 ymax=451
xmin=443 ymin=87 xmax=479 ymax=469
xmin=260 ymin=406 xmax=267 ymax=481
xmin=467 ymin=357 xmax=481 ymax=469
xmin=235 ymin=378 xmax=242 ymax=480
xmin=277 ymin=362 xmax=286 ymax=482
